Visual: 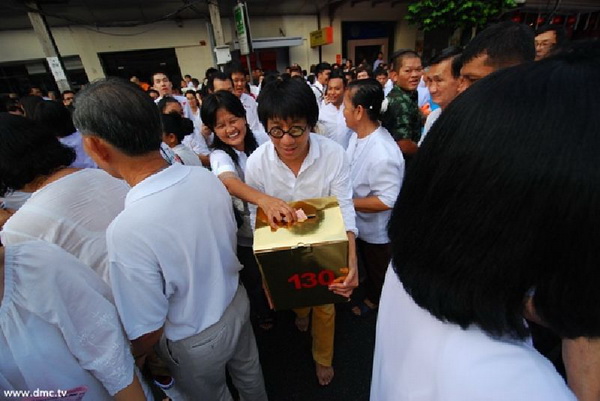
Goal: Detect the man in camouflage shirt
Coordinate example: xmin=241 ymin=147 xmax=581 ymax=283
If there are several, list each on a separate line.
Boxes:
xmin=381 ymin=50 xmax=423 ymax=159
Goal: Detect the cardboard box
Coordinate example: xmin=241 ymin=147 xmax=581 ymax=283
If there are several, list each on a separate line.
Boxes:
xmin=253 ymin=197 xmax=349 ymax=311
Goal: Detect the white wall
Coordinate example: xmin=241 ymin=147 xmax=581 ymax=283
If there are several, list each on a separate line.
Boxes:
xmin=0 ymin=5 xmax=417 ymax=82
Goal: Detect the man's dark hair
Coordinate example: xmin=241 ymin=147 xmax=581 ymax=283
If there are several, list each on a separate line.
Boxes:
xmin=389 ymin=49 xmax=420 ymax=73
xmin=191 ymin=78 xmax=200 ymax=87
xmin=73 ymin=77 xmax=162 ymax=156
xmin=205 ymin=67 xmax=219 ymax=79
xmin=314 ymin=62 xmax=332 ymax=76
xmin=19 ymin=95 xmax=44 ymax=118
xmin=61 ymin=90 xmax=75 ymax=100
xmin=346 ymin=78 xmax=384 ymax=121
xmin=535 ymin=24 xmax=568 ymax=46
xmin=289 ymin=65 xmax=302 ymax=74
xmin=257 ymin=77 xmax=319 ymax=130
xmin=151 ymin=71 xmax=171 ymax=83
xmin=160 ymin=113 xmax=194 ymax=143
xmin=224 ymin=62 xmax=246 ymax=77
xmin=429 ymin=47 xmax=463 ymax=79
xmin=328 ymin=69 xmax=347 ymax=87
xmin=0 ymin=113 xmax=75 ymax=196
xmin=207 ymin=72 xmax=232 ymax=93
xmin=201 ymin=91 xmax=259 ymax=166
xmin=460 ymin=21 xmax=535 ymax=70
xmin=355 ymin=65 xmax=373 ymax=78
xmin=388 ymin=41 xmax=600 ymax=340
xmin=374 ymin=68 xmax=388 ymax=78
xmin=32 ymin=100 xmax=76 ymax=138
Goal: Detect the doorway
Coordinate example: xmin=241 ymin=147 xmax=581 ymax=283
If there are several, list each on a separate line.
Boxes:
xmin=99 ymin=48 xmax=182 ymax=85
xmin=348 ymin=39 xmax=388 ymax=69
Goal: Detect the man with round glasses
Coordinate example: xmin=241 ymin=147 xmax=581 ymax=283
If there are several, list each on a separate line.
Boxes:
xmin=246 ymin=77 xmax=358 ymax=386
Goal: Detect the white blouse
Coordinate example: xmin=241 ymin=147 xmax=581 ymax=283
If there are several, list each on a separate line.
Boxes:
xmin=0 ymin=241 xmax=135 ymax=398
xmin=0 ymin=169 xmax=129 ymax=283
xmin=371 ymin=266 xmax=577 ymax=401
xmin=346 ymin=126 xmax=404 ymax=244
xmin=210 ymin=134 xmax=267 ymax=247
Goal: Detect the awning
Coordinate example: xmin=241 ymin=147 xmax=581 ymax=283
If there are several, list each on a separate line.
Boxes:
xmin=230 ymin=36 xmax=304 ymax=50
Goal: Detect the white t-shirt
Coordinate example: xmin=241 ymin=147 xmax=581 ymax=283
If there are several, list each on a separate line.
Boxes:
xmin=172 ymin=143 xmax=202 ymax=166
xmin=371 ymin=266 xmax=577 ymax=401
xmin=182 ymin=108 xmax=211 ymax=156
xmin=311 ymin=81 xmax=326 ymax=107
xmin=317 ymin=103 xmax=352 ymax=149
xmin=107 ymin=164 xmax=241 ymax=342
xmin=240 ymin=93 xmax=267 ymax=139
xmin=246 ymin=133 xmax=357 ymax=235
xmin=418 ymin=107 xmax=442 ymax=147
xmin=210 ymin=134 xmax=268 ymax=247
xmin=1 ymin=169 xmax=129 ymax=283
xmin=0 ymin=240 xmax=135 ymax=398
xmin=59 ymin=131 xmax=98 ymax=169
xmin=346 ymin=126 xmax=404 ymax=244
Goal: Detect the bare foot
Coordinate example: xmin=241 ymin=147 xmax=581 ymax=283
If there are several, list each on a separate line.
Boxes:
xmin=316 ymin=363 xmax=334 ymax=386
xmin=295 ymin=315 xmax=309 ymax=332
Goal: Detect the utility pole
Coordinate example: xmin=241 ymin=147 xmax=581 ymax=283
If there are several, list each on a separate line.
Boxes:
xmin=25 ymin=1 xmax=71 ymax=92
xmin=208 ymin=0 xmax=226 ymax=46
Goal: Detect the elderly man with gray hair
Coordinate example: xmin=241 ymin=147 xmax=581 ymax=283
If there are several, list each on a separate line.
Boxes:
xmin=73 ymin=77 xmax=268 ymax=401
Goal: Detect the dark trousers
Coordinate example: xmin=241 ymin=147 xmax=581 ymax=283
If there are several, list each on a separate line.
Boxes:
xmin=356 ymin=238 xmax=392 ymax=305
xmin=237 ymin=245 xmax=271 ymax=319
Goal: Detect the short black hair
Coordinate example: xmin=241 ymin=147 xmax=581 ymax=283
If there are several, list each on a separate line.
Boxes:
xmin=73 ymin=77 xmax=162 ymax=156
xmin=257 ymin=77 xmax=319 ymax=130
xmin=201 ymin=90 xmax=258 ymax=166
xmin=205 ymin=67 xmax=218 ymax=79
xmin=388 ymin=40 xmax=600 ymax=340
xmin=355 ymin=65 xmax=373 ymax=78
xmin=31 ymin=100 xmax=76 ymax=138
xmin=314 ymin=62 xmax=332 ymax=76
xmin=151 ymin=71 xmax=171 ymax=83
xmin=328 ymin=69 xmax=347 ymax=87
xmin=389 ymin=49 xmax=420 ymax=72
xmin=156 ymin=96 xmax=181 ymax=114
xmin=0 ymin=113 xmax=75 ymax=196
xmin=19 ymin=95 xmax=44 ymax=118
xmin=61 ymin=90 xmax=75 ymax=100
xmin=374 ymin=68 xmax=388 ymax=77
xmin=346 ymin=78 xmax=384 ymax=121
xmin=461 ymin=21 xmax=535 ymax=70
xmin=535 ymin=24 xmax=568 ymax=46
xmin=225 ymin=62 xmax=246 ymax=76
xmin=160 ymin=113 xmax=194 ymax=143
xmin=428 ymin=47 xmax=463 ymax=79
xmin=207 ymin=72 xmax=232 ymax=93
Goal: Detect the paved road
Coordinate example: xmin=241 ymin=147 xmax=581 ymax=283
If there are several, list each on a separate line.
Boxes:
xmin=254 ymin=302 xmax=378 ymax=401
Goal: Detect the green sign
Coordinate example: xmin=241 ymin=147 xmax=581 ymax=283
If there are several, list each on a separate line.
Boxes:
xmin=234 ymin=3 xmax=252 ymax=55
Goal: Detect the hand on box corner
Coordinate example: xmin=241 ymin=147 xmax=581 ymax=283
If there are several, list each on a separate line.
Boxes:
xmin=257 ymin=195 xmax=297 ymax=230
xmin=329 ymin=259 xmax=358 ymax=298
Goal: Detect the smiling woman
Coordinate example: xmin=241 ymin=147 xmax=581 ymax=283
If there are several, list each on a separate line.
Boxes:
xmin=201 ymin=90 xmax=288 ymax=331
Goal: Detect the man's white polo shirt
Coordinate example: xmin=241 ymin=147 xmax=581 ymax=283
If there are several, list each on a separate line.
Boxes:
xmin=317 ymin=102 xmax=352 ymax=149
xmin=245 ymin=133 xmax=357 ymax=236
xmin=107 ymin=163 xmax=241 ymax=342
